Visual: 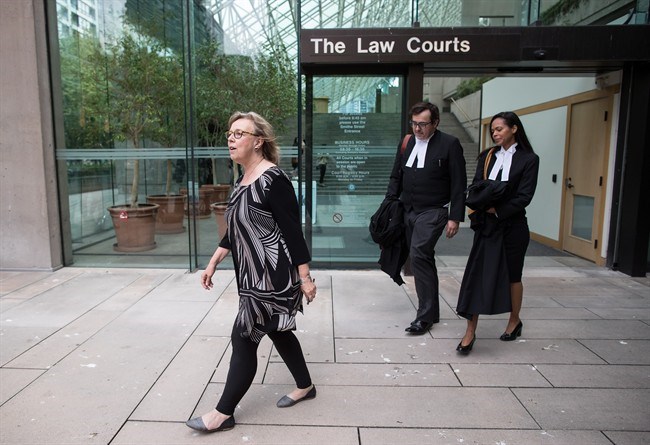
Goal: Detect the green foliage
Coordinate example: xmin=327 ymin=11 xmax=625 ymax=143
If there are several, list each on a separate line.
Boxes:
xmin=100 ymin=30 xmax=170 ymax=206
xmin=194 ymin=41 xmax=297 ymax=148
xmin=454 ymin=77 xmax=493 ymax=99
xmin=59 ymin=34 xmax=112 ymax=149
xmin=151 ymin=51 xmax=185 ymax=194
xmin=102 ymin=32 xmax=167 ymax=151
xmin=58 ymin=26 xmax=297 ymax=202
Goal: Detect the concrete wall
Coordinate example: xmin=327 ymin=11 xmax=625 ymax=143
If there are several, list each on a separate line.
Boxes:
xmin=0 ymin=1 xmax=63 ymax=270
xmin=450 ymin=91 xmax=481 ymax=144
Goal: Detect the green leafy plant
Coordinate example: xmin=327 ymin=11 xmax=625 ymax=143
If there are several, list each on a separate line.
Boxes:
xmin=101 ymin=31 xmax=168 ymax=207
xmin=151 ymin=50 xmax=185 ymax=195
xmin=59 ymin=34 xmax=112 ymax=149
xmin=454 ymin=76 xmax=493 ymax=99
xmin=194 ymin=41 xmax=297 ymax=184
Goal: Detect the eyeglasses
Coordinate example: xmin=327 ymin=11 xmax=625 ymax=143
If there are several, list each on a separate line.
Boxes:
xmin=409 ymin=120 xmax=432 ymax=129
xmin=225 ymin=129 xmax=258 ymax=139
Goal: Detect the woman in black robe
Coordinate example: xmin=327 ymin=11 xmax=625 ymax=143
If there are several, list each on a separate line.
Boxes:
xmin=456 ymin=111 xmax=539 ymax=354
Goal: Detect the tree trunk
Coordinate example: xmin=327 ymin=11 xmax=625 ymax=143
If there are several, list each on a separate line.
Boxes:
xmin=130 ymin=159 xmax=139 ymax=207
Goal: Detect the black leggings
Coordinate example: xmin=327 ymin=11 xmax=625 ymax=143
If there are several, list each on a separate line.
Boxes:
xmin=216 ymin=325 xmax=312 ymax=415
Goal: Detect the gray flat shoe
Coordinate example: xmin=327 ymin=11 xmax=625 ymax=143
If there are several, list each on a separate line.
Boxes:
xmin=185 ymin=415 xmax=235 ymax=433
xmin=276 ymin=385 xmax=317 ymax=408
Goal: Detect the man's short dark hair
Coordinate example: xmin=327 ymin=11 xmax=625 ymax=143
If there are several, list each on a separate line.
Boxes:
xmin=409 ymin=102 xmax=440 ymax=123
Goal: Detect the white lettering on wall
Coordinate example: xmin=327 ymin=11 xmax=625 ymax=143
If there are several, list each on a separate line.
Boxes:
xmin=406 ymin=36 xmax=471 ymax=54
xmin=310 ymin=38 xmax=346 ymax=54
xmin=309 ymin=36 xmax=472 ymax=56
xmin=357 ymin=37 xmax=395 ymax=54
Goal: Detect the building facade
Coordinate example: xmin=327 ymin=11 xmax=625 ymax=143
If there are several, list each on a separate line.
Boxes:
xmin=1 ymin=0 xmax=648 ymax=276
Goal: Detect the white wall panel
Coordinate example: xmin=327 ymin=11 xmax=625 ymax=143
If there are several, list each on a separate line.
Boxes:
xmin=520 ymin=108 xmax=567 ymax=242
xmin=482 ymin=77 xmax=595 ymax=116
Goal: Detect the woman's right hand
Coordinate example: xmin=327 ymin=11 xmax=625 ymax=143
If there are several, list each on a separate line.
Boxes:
xmin=201 ymin=264 xmax=216 ymax=290
xmin=301 ymin=277 xmax=317 ymax=304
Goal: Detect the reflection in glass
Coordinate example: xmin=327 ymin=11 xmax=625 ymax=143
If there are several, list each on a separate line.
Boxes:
xmin=52 ymin=0 xmax=299 ymax=268
xmin=311 ymin=76 xmax=403 ymax=264
xmin=571 ymin=195 xmax=594 ymax=240
xmin=50 ymin=0 xmax=635 ymax=269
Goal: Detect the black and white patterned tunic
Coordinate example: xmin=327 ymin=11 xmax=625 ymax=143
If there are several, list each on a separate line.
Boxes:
xmin=219 ymin=166 xmax=311 ymax=343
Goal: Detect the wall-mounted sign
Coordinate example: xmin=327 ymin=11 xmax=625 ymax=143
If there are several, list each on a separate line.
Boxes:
xmin=300 ymin=26 xmax=650 ymax=67
xmin=301 ymin=28 xmax=520 ymax=64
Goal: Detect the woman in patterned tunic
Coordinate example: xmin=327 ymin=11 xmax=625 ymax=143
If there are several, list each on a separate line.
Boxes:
xmin=186 ymin=112 xmax=317 ymax=433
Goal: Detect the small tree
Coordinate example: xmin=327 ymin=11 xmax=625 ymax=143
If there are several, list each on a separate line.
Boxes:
xmin=195 ymin=42 xmax=235 ymax=185
xmin=102 ymin=31 xmax=166 ymax=207
xmin=151 ymin=50 xmax=185 ymax=195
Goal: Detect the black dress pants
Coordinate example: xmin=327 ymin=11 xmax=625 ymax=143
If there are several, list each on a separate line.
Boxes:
xmin=216 ymin=323 xmax=312 ymax=415
xmin=404 ymin=207 xmax=448 ymax=324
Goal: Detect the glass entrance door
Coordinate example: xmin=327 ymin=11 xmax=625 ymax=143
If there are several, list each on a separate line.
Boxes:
xmin=306 ymin=76 xmax=404 ymax=266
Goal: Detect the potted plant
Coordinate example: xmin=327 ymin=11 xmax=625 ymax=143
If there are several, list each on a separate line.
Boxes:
xmin=194 ymin=42 xmax=234 ymax=217
xmin=146 ymin=49 xmax=187 ymax=234
xmin=103 ymin=31 xmax=166 ymax=251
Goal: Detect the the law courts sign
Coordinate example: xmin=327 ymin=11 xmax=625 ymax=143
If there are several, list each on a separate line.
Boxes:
xmin=300 ymin=26 xmax=650 ymax=70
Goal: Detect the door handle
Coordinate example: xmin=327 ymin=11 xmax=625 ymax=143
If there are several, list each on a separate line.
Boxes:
xmin=565 ymin=177 xmax=574 ymax=189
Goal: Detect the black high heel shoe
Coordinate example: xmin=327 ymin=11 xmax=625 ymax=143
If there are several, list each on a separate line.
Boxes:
xmin=500 ymin=321 xmax=523 ymax=341
xmin=456 ymin=335 xmax=476 ymax=355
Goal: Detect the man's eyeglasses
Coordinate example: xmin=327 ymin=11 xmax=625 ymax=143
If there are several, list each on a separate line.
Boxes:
xmin=225 ymin=129 xmax=258 ymax=139
xmin=409 ymin=120 xmax=432 ymax=129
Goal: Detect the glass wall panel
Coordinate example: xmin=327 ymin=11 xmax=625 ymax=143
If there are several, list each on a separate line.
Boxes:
xmin=309 ymin=76 xmax=403 ymax=266
xmin=54 ymin=0 xmax=197 ymax=267
xmin=191 ymin=1 xmax=300 ymax=268
xmin=51 ymin=0 xmax=300 ymax=269
xmin=50 ymin=0 xmax=645 ymax=270
xmin=298 ymin=0 xmax=645 ymax=29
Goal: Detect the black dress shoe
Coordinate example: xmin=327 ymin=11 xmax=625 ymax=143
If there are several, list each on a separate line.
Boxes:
xmin=456 ymin=335 xmax=476 ymax=355
xmin=185 ymin=415 xmax=235 ymax=433
xmin=277 ymin=385 xmax=317 ymax=408
xmin=405 ymin=321 xmax=432 ymax=335
xmin=500 ymin=321 xmax=523 ymax=341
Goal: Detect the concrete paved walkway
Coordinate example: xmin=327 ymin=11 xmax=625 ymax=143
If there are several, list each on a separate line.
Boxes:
xmin=1 ymin=258 xmax=649 ymax=444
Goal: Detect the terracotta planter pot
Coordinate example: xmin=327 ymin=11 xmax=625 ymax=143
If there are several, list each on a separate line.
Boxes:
xmin=107 ymin=204 xmax=159 ymax=252
xmin=210 ymin=202 xmax=228 ymax=240
xmin=146 ymin=194 xmax=186 ymax=234
xmin=203 ymin=184 xmax=231 ymax=203
xmin=180 ymin=187 xmax=212 ymax=218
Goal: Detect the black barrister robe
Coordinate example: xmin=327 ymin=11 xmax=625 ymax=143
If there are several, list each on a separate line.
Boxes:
xmin=456 ymin=146 xmax=539 ymax=319
xmin=456 ymin=213 xmax=511 ymax=319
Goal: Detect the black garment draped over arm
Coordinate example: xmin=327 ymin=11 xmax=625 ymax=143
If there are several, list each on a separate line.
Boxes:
xmin=386 ymin=139 xmax=404 ymax=200
xmin=475 ymin=148 xmax=540 ymax=221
